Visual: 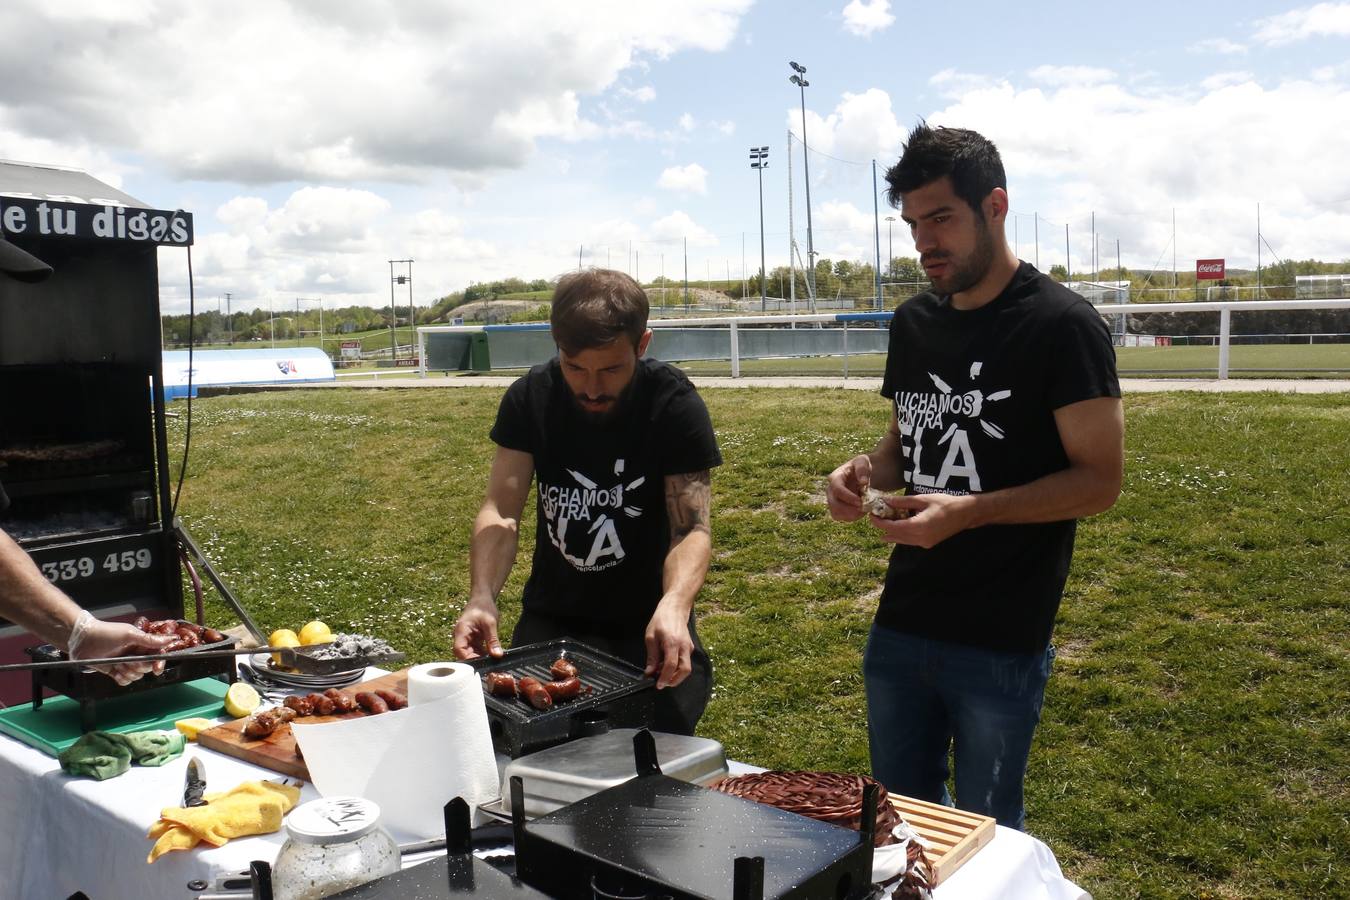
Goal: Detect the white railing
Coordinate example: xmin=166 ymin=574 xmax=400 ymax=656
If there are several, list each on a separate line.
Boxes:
xmin=418 ymin=298 xmax=1350 ymax=380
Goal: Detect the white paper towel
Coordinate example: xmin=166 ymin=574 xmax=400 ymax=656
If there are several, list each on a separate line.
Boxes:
xmin=291 ymin=663 xmax=498 ymax=840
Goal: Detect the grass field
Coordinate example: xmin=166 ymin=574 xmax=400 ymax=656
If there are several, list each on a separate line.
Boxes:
xmin=167 ymin=387 xmax=1347 ymax=899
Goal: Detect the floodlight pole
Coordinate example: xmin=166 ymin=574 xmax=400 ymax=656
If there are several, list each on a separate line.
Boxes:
xmin=225 ymin=292 xmax=233 ymax=344
xmin=789 ymin=62 xmax=816 ymax=301
xmin=389 ymin=259 xmax=414 ymax=358
xmin=750 ymin=146 xmax=769 ymax=312
xmin=885 ymin=216 xmax=895 ymax=278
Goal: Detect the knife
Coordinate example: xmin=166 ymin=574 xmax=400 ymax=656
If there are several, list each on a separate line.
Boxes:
xmin=183 ymin=756 xmax=207 ymax=808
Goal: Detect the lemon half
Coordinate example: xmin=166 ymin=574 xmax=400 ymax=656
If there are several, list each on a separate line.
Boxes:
xmin=223 ymin=682 xmax=260 ymax=718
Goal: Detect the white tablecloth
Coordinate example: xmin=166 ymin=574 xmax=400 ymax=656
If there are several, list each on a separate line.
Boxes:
xmin=2 ymin=710 xmax=1089 ymax=899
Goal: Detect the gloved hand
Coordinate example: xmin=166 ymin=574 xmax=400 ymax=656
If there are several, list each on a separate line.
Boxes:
xmin=147 ymin=780 xmax=301 ymax=862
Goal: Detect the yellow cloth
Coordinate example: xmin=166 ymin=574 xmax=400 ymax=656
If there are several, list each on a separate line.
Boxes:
xmin=147 ymin=780 xmax=301 ymax=863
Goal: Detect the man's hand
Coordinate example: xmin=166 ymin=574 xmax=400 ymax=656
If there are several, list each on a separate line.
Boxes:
xmin=452 ymin=600 xmax=504 ymax=660
xmin=644 ymin=601 xmax=694 ymax=690
xmin=72 ymin=622 xmax=176 ymax=686
xmin=869 ymin=491 xmax=977 ymax=549
xmin=826 ymin=454 xmax=873 ymax=522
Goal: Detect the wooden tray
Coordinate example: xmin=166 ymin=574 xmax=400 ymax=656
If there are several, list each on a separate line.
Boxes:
xmin=197 ymin=670 xmax=408 ymax=780
xmin=891 ymin=794 xmax=995 ymax=886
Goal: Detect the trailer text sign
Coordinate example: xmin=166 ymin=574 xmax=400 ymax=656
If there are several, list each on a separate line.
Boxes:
xmin=0 ymin=196 xmax=193 ymax=246
xmin=1195 ymin=258 xmax=1225 ymax=280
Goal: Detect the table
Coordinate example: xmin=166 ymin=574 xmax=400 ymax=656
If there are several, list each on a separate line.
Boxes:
xmin=0 ymin=698 xmax=1088 ymax=899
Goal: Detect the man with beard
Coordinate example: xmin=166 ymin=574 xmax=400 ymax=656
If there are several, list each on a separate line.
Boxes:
xmin=452 ymin=269 xmax=721 ymax=734
xmin=825 ymin=125 xmax=1123 ymax=829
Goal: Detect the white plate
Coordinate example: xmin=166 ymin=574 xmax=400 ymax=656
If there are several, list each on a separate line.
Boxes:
xmin=246 ymin=653 xmax=365 ymax=689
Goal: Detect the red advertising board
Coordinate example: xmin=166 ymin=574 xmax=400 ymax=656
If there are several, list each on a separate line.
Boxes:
xmin=1195 ymin=258 xmax=1225 ymax=280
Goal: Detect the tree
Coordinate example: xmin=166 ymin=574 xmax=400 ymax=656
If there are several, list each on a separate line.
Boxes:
xmin=1049 ymin=264 xmax=1068 ymax=282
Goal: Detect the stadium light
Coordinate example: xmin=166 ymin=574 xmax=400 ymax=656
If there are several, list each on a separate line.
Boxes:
xmin=884 ymin=216 xmax=896 ymax=278
xmin=789 ymin=62 xmax=816 ymax=300
xmin=750 ymin=146 xmax=769 ymax=312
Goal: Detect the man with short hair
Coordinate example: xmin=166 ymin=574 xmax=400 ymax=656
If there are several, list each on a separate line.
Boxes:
xmin=826 ymin=124 xmax=1123 ymax=829
xmin=452 ymin=268 xmax=721 ymax=734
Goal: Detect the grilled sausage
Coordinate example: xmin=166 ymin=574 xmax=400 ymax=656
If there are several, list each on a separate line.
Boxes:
xmin=323 ymin=689 xmax=358 ymax=712
xmin=549 ymin=657 xmax=578 ymax=680
xmin=355 ymin=691 xmax=389 ymax=714
xmin=174 ymin=626 xmax=201 ymax=648
xmin=132 ymin=616 xmax=151 ymax=632
xmin=485 ymin=672 xmax=518 ymax=697
xmin=541 ymin=676 xmax=583 ymax=702
xmin=517 ymin=676 xmax=553 ymax=711
xmin=373 ymin=689 xmax=407 ymax=710
xmin=202 ymin=627 xmax=226 ymax=644
xmin=283 ymin=695 xmax=314 ymax=716
xmin=244 ymin=707 xmax=296 ymax=738
xmin=313 ymin=694 xmax=337 ymax=716
xmin=147 ymin=619 xmax=179 ymax=635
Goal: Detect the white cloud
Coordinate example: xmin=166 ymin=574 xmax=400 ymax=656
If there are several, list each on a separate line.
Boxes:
xmin=841 ymin=0 xmax=894 ymax=36
xmin=787 ymin=88 xmax=908 ymax=163
xmin=917 ymin=70 xmax=1350 ymax=266
xmin=0 ymin=0 xmax=754 ymax=185
xmin=1189 ymin=37 xmax=1248 ymax=54
xmin=679 ymin=113 xmax=697 ymax=132
xmin=1200 ymin=71 xmax=1255 ymax=90
xmin=620 ymin=85 xmax=657 ymax=102
xmin=1028 ymin=65 xmax=1117 ymax=87
xmin=650 ymin=210 xmax=716 ymax=246
xmin=930 ymin=69 xmax=999 ymax=99
xmin=1253 ymin=2 xmax=1350 ymax=45
xmin=658 ymin=163 xmax=709 ymax=194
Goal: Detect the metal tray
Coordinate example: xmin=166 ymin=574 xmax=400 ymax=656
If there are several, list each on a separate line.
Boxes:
xmin=494 ymin=727 xmax=728 ymax=819
xmin=467 ymin=639 xmax=656 ymax=757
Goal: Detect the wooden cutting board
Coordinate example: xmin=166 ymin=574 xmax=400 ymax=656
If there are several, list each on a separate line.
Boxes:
xmin=197 ymin=670 xmax=409 ymax=780
xmin=890 ymin=794 xmax=995 ymax=886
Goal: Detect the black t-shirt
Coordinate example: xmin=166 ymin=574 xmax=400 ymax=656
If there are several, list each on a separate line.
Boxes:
xmin=876 ymin=262 xmax=1120 ymax=654
xmin=490 ymin=357 xmax=722 ymax=631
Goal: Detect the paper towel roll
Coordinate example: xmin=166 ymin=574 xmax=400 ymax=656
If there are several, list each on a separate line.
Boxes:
xmin=406 ymin=661 xmax=477 ymax=706
xmin=292 ymin=666 xmax=498 ymax=840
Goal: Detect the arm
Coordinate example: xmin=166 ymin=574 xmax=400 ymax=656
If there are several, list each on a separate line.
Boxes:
xmin=645 ymin=469 xmax=712 ymax=689
xmin=452 ymin=446 xmax=534 ymax=659
xmin=875 ymin=396 xmax=1125 ymax=548
xmin=826 ymin=408 xmax=907 ymax=522
xmin=0 ymin=530 xmax=174 ymax=684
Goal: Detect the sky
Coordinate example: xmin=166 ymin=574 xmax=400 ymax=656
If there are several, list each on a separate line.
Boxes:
xmin=2 ymin=0 xmax=1348 ymax=314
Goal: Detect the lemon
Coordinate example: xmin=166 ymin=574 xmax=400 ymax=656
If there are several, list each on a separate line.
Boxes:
xmin=174 ymin=717 xmax=214 ymax=741
xmin=269 ymin=628 xmax=301 ymax=666
xmin=297 ymin=620 xmax=332 ymax=646
xmin=223 ymin=682 xmax=261 ymax=718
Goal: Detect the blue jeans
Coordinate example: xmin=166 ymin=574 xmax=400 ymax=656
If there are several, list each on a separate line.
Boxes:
xmin=863 ymin=624 xmax=1055 ymax=831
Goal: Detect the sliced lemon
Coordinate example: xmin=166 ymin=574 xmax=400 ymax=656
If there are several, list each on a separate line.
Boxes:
xmin=174 ymin=717 xmax=214 ymax=741
xmin=223 ymin=682 xmax=261 ymax=718
xmin=297 ymin=620 xmax=332 ymax=646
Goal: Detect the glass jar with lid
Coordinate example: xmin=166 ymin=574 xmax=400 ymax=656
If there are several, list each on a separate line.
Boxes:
xmin=271 ymin=796 xmax=400 ymax=900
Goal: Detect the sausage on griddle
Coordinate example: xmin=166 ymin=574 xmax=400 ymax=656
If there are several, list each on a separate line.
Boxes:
xmin=517 ymin=676 xmax=553 ymax=711
xmin=549 ymin=657 xmax=578 ymax=680
xmin=485 ymin=672 xmax=518 ymax=697
xmin=541 ymin=676 xmax=584 ymax=702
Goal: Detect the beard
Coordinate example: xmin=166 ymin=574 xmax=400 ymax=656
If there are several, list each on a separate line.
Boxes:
xmin=924 ymin=217 xmax=995 ymax=296
xmin=568 ymin=376 xmax=636 ymax=425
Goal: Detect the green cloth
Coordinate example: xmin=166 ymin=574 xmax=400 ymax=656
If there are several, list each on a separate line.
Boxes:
xmin=58 ymin=732 xmax=133 ymax=780
xmin=124 ymin=729 xmax=186 ymax=767
xmin=58 ymin=730 xmax=187 ymax=780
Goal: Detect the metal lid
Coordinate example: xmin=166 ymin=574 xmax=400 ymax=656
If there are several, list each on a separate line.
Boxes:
xmin=284 ymin=796 xmax=382 ymax=845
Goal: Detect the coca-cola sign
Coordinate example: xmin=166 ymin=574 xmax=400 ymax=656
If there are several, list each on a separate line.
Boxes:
xmin=1196 ymin=258 xmax=1225 ymax=280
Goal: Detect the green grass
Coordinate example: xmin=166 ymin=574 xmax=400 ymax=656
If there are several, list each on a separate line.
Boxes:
xmin=168 ymin=388 xmax=1348 ymax=899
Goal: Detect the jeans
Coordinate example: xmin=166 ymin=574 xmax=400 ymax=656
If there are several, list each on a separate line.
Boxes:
xmin=863 ymin=624 xmax=1055 ymax=831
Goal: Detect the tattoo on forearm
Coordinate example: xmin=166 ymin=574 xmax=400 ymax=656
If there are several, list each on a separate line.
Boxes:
xmin=665 ymin=470 xmax=711 ymax=540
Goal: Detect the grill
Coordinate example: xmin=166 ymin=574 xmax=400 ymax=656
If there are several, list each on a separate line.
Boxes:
xmin=510 ymin=730 xmax=878 ymax=899
xmin=467 ymin=639 xmax=656 ymax=757
xmin=0 ymin=161 xmax=221 ymax=713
